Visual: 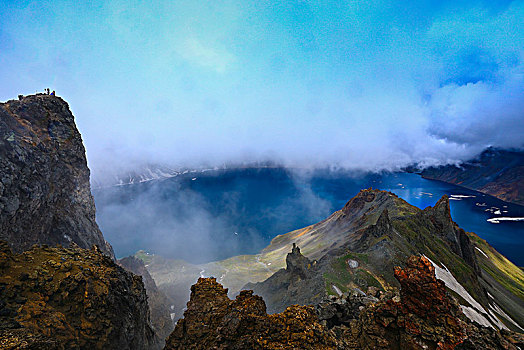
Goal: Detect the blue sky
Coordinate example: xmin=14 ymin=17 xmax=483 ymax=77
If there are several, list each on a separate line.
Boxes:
xmin=1 ymin=0 xmax=523 ymax=178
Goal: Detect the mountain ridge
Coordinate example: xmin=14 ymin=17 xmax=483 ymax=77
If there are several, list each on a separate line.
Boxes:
xmin=142 ymin=188 xmax=524 ymax=333
xmin=420 ymin=148 xmax=524 ymax=206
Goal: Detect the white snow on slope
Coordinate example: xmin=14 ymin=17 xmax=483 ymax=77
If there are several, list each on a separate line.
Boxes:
xmin=423 ymin=256 xmax=500 ymax=329
xmin=461 ymin=306 xmax=492 ymax=327
xmin=490 ymin=302 xmax=524 ymax=331
xmin=332 ymin=285 xmax=343 ymax=296
xmin=475 ymin=247 xmax=489 ymax=259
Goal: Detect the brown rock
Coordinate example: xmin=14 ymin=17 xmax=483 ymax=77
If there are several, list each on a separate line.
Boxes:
xmin=0 ymin=242 xmax=159 ymax=349
xmin=164 ymin=277 xmax=338 ymax=350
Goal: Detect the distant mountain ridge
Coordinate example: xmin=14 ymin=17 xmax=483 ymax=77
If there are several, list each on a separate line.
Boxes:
xmin=420 ymin=148 xmax=524 ymax=206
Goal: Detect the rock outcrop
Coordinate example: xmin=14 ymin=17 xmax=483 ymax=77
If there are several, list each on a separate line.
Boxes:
xmin=355 ymin=255 xmax=466 ymax=349
xmin=0 ymin=241 xmax=159 ymax=349
xmin=245 ymin=243 xmax=324 ymax=313
xmin=164 ymin=277 xmax=338 ymax=350
xmin=0 ymin=94 xmax=113 ymax=257
xmin=119 ymin=256 xmax=174 ymax=345
xmin=165 ymin=256 xmax=524 ymax=349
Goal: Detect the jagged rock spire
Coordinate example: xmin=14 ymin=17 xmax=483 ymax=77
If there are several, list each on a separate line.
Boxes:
xmin=286 ymin=243 xmax=312 ymax=279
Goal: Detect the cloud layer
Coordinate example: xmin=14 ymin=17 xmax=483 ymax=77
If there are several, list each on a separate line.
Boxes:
xmin=0 ymin=0 xmax=523 ymax=178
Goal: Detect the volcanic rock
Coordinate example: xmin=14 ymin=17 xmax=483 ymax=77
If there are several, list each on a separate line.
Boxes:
xmin=0 ymin=241 xmax=158 ymax=349
xmin=0 ymin=94 xmax=113 ymax=257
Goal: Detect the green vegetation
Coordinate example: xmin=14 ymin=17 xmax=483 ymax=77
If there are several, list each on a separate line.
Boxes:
xmin=469 ymin=233 xmax=524 ymax=301
xmin=323 ymin=252 xmax=383 ymax=295
xmin=134 ymin=250 xmax=154 ymax=264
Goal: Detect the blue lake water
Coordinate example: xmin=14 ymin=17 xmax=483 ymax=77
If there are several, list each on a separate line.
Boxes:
xmin=93 ymin=168 xmax=524 ymax=265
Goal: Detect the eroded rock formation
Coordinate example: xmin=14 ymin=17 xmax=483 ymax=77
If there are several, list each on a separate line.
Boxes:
xmin=164 ymin=277 xmax=338 ymax=350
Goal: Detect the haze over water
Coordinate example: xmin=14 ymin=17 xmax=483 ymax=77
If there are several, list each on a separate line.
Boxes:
xmin=93 ymin=169 xmax=524 ymax=266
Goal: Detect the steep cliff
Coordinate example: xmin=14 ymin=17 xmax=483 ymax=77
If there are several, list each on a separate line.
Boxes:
xmin=0 ymin=94 xmax=113 ymax=257
xmin=0 ymin=241 xmax=159 ymax=349
xmin=119 ymin=256 xmax=174 ymax=345
xmin=420 ymin=148 xmax=524 ymax=206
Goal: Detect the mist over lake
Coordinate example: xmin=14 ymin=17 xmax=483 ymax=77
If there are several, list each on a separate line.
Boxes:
xmin=93 ymin=168 xmax=524 ymax=265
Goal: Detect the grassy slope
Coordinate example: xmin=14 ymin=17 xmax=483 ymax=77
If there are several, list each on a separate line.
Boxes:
xmin=467 ymin=232 xmax=524 ymax=330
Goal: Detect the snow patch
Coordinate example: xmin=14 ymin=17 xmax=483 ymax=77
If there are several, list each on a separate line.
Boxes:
xmin=461 ymin=306 xmax=492 ymax=328
xmin=475 ymin=247 xmax=489 ymax=259
xmin=424 ymin=256 xmax=496 ymax=329
xmin=332 ymin=285 xmax=343 ymax=296
xmin=491 ymin=303 xmax=524 ymax=331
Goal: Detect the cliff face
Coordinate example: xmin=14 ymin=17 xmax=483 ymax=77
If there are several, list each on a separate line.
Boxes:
xmin=0 ymin=241 xmax=158 ymax=349
xmin=420 ymin=148 xmax=524 ymax=206
xmin=0 ymin=94 xmax=113 ymax=257
xmin=164 ymin=257 xmax=524 ymax=349
xmin=119 ymin=256 xmax=174 ymax=345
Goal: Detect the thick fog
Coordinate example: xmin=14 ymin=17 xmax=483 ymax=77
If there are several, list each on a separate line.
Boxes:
xmin=92 ymin=168 xmax=336 ymax=262
xmin=0 ymin=0 xmax=523 ymax=183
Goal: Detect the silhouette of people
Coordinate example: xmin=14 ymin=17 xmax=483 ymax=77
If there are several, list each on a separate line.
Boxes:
xmin=50 ymin=90 xmax=55 ymax=96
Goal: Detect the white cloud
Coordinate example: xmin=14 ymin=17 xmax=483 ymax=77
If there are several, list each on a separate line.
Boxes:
xmin=178 ymin=38 xmax=235 ymax=73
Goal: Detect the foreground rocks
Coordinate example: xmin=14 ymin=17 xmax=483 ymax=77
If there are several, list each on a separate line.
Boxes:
xmin=165 ymin=256 xmax=524 ymax=349
xmin=0 ymin=241 xmax=159 ymax=349
xmin=164 ymin=277 xmax=338 ymax=350
xmin=0 ymin=94 xmax=113 ymax=257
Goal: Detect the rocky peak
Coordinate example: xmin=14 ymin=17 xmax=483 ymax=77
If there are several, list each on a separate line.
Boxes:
xmin=0 ymin=94 xmax=113 ymax=258
xmin=285 ymin=243 xmax=313 ymax=279
xmin=340 ymin=188 xmax=379 ymax=216
xmin=422 ymin=196 xmax=479 ymax=273
xmin=427 ymin=194 xmax=453 ymax=222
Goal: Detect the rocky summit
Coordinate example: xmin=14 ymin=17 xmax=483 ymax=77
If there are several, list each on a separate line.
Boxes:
xmin=165 ymin=256 xmax=524 ymax=350
xmin=0 ymin=241 xmax=159 ymax=350
xmin=0 ymin=94 xmax=113 ymax=257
